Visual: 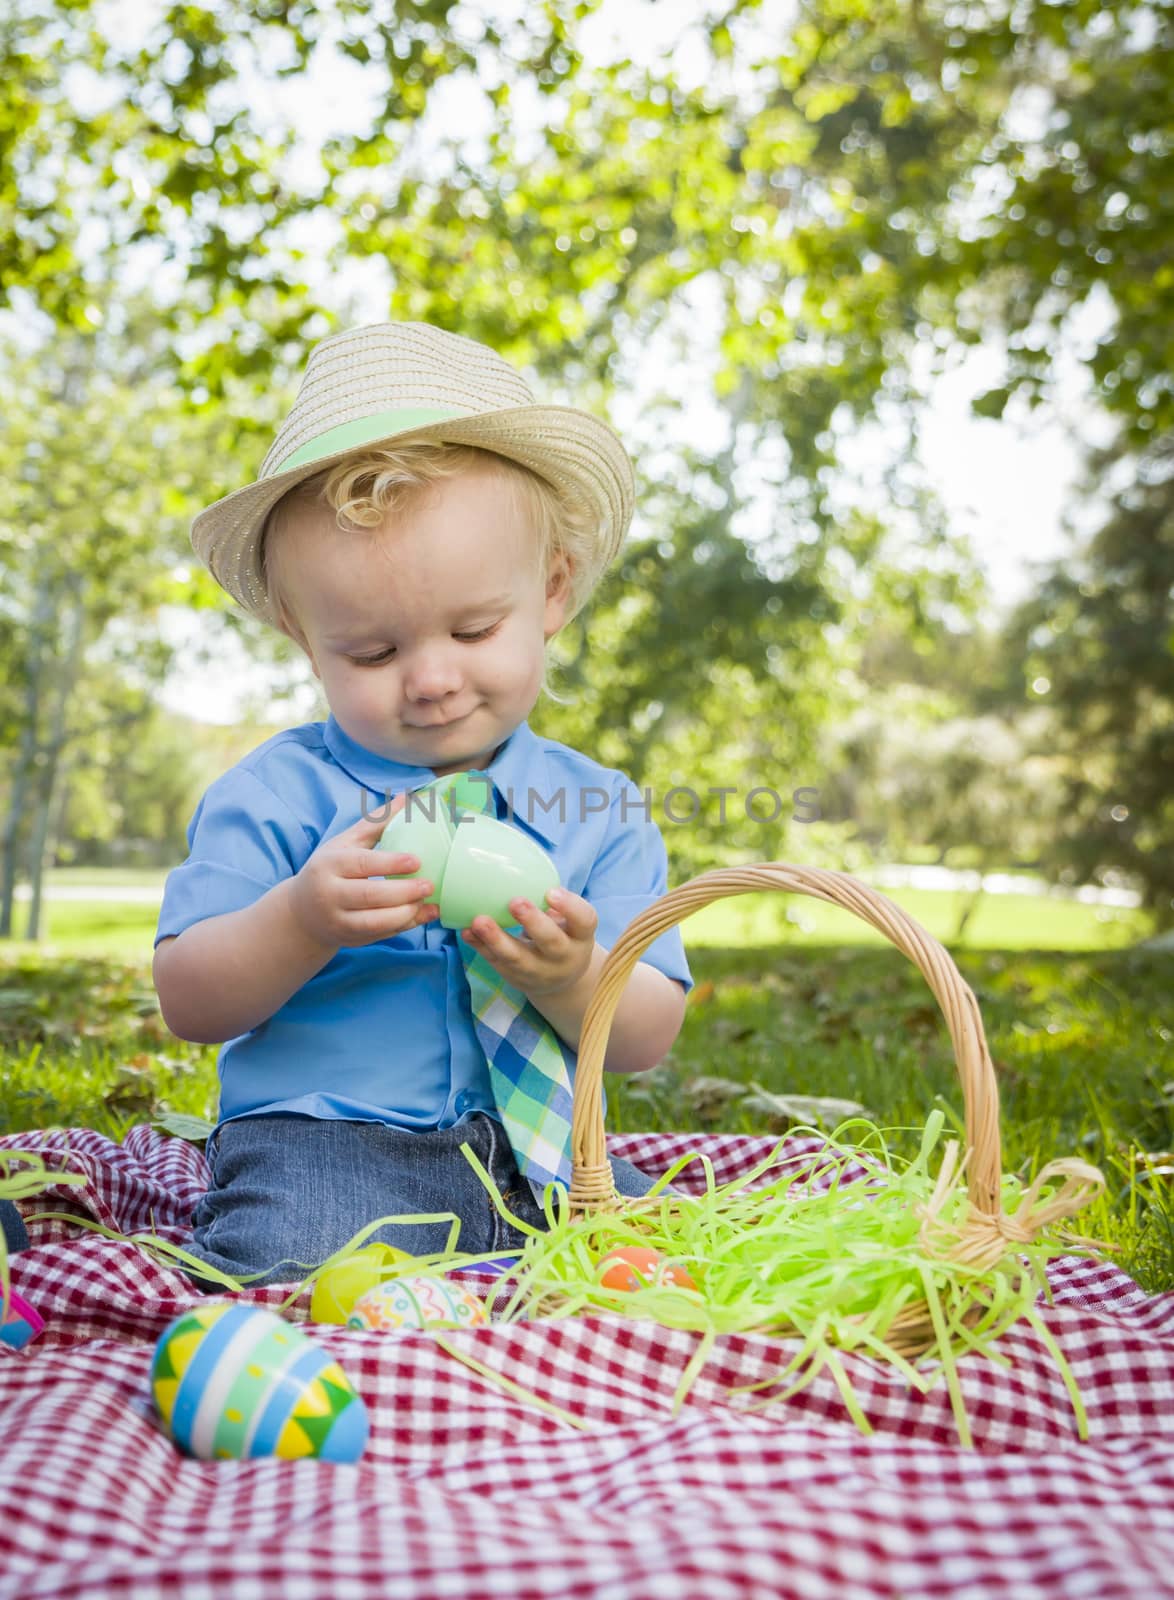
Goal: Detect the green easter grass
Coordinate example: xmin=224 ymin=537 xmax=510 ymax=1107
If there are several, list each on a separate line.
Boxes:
xmin=1 ymin=1148 xmax=86 ymax=1314
xmin=454 ymin=1110 xmax=1105 ymax=1448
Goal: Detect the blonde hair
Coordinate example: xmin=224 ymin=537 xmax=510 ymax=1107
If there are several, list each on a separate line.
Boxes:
xmin=261 ymin=440 xmax=589 ymax=700
xmin=262 ymin=441 xmax=599 ymax=619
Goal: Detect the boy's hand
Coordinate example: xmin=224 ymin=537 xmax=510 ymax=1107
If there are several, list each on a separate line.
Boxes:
xmin=462 ymin=887 xmax=599 ymax=999
xmin=287 ymin=797 xmax=439 ymax=951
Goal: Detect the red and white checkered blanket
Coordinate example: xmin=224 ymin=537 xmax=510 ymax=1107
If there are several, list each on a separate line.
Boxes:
xmin=2 ymin=1125 xmax=1172 ymax=1600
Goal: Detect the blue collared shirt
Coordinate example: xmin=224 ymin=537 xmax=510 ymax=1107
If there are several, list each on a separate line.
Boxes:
xmin=157 ymin=717 xmax=692 ymax=1134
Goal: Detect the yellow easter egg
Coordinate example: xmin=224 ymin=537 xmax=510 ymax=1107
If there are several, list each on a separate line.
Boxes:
xmin=310 ymin=1243 xmax=414 ymax=1324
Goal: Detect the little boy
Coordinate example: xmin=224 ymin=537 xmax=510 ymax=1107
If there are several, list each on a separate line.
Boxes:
xmin=155 ymin=321 xmax=692 ymax=1285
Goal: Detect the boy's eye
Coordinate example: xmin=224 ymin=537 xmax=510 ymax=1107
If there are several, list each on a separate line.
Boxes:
xmin=349 ymin=623 xmax=499 ymax=665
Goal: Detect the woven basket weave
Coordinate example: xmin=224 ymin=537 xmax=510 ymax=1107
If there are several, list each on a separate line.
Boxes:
xmin=565 ymin=865 xmax=1104 ymax=1357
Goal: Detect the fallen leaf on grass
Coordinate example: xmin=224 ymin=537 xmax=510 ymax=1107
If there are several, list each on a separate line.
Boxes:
xmin=1131 ymin=1150 xmax=1174 ymax=1185
xmin=153 ymin=1111 xmax=215 ymax=1143
xmin=742 ymin=1081 xmax=872 ymax=1133
xmin=101 ymin=1078 xmax=157 ymax=1117
xmin=134 ymin=1014 xmax=171 ymax=1043
xmin=712 ymin=1019 xmax=758 ymax=1045
xmin=682 ymin=1075 xmax=746 ymax=1122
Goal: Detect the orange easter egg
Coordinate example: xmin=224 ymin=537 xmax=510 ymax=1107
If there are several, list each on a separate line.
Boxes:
xmin=599 ymin=1246 xmax=698 ymax=1293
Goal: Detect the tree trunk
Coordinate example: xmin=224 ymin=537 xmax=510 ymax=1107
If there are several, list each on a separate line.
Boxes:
xmin=0 ymin=575 xmax=54 ymax=938
xmin=26 ymin=579 xmax=85 ymax=942
xmin=45 ymin=749 xmax=73 ymax=881
xmin=23 ymin=763 xmax=56 ymax=943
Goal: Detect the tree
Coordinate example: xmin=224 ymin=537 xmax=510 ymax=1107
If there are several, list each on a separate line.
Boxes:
xmin=0 ymin=315 xmax=223 ymax=936
xmin=934 ymin=0 xmax=1174 ymax=919
xmin=3 ymin=0 xmax=1169 ymax=903
xmin=1003 ymin=442 xmax=1174 ymax=925
xmin=0 ymin=0 xmax=603 ymax=397
xmin=824 ymin=697 xmax=1071 ymax=939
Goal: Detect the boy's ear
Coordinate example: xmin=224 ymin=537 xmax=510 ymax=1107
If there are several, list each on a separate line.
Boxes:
xmin=543 ymin=554 xmax=574 ymax=638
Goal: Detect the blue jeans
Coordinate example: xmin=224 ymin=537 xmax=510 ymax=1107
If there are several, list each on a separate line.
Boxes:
xmin=0 ymin=1200 xmax=28 ymax=1255
xmin=185 ymin=1112 xmax=657 ymax=1290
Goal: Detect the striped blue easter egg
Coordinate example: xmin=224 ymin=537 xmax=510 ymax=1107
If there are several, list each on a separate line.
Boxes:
xmin=151 ymin=1302 xmax=368 ymax=1462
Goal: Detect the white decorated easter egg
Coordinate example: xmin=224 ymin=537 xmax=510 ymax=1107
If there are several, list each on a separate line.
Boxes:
xmin=347 ymin=1274 xmax=488 ymax=1333
xmin=151 ymin=1302 xmax=368 ymax=1462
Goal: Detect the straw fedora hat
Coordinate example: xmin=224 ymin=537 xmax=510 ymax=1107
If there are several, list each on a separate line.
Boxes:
xmin=191 ymin=321 xmax=636 ymax=626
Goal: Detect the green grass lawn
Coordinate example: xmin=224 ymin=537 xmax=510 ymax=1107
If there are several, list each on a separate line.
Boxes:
xmin=2 ymin=887 xmax=1170 ymax=1293
xmin=689 ymin=886 xmax=1149 ymax=951
xmin=13 ymin=879 xmax=1153 ymax=959
xmin=25 ymin=902 xmax=164 ymax=958
xmin=42 ymin=867 xmax=169 ymax=888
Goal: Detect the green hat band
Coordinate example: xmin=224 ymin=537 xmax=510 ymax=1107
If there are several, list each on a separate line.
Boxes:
xmin=279 ymin=406 xmax=467 ymax=474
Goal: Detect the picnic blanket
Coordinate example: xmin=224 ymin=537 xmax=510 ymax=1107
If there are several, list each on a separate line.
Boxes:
xmin=2 ymin=1125 xmax=1172 ymax=1600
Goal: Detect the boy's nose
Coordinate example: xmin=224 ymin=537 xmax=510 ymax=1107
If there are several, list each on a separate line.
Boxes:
xmin=402 ymin=646 xmax=463 ymax=706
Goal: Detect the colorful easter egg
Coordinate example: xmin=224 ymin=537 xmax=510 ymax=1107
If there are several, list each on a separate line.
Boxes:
xmin=377 ymin=771 xmax=560 ymax=928
xmin=310 ymin=1243 xmax=414 ymax=1325
xmin=599 ymin=1246 xmax=699 ymax=1293
xmin=151 ymin=1303 xmax=368 ymax=1462
xmin=347 ymin=1275 xmax=488 ymax=1333
xmin=0 ymin=1288 xmax=44 ymax=1350
xmin=453 ymin=1255 xmax=520 ymax=1280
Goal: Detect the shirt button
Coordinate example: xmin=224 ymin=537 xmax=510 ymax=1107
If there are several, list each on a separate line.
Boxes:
xmin=454 ymin=1091 xmax=472 ymax=1115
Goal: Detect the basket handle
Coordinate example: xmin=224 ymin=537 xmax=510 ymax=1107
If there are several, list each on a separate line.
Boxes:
xmin=569 ymin=865 xmax=1003 ymax=1214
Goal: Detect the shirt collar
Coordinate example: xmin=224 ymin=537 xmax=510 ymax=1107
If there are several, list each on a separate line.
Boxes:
xmin=322 ymin=716 xmax=561 ymax=848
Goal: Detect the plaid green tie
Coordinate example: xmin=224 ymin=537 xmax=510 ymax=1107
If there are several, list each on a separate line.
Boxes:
xmin=431 ymin=772 xmax=575 ymax=1197
xmin=462 ymin=944 xmax=576 ymax=1196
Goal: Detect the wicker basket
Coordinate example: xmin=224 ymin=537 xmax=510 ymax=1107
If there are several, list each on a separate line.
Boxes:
xmin=566 ymin=865 xmax=1105 ymax=1357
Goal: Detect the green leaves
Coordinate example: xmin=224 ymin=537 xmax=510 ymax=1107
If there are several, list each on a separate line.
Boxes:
xmin=1000 ymin=451 xmax=1174 ymax=924
xmin=152 ymin=1109 xmax=215 ymax=1142
xmin=0 ymin=0 xmax=1169 ymax=921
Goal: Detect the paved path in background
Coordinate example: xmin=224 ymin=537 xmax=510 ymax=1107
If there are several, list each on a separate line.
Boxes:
xmin=862 ymin=863 xmax=1140 ymax=907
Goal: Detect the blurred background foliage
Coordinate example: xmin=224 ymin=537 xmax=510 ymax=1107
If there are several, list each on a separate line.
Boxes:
xmin=0 ymin=0 xmax=1170 ymax=932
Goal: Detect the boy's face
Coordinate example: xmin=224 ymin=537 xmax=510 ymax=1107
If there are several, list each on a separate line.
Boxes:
xmin=272 ymin=462 xmax=571 ymax=776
